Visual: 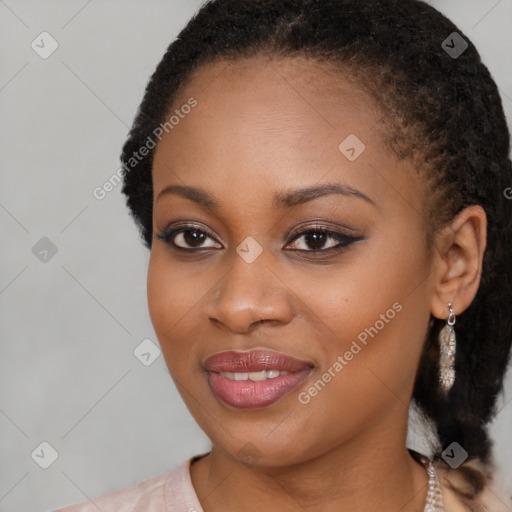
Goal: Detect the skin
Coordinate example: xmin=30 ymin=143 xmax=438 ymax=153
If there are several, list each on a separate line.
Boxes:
xmin=147 ymin=56 xmax=487 ymax=512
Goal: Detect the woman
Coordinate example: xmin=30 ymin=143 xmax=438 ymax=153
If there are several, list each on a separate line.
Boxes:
xmin=55 ymin=0 xmax=512 ymax=510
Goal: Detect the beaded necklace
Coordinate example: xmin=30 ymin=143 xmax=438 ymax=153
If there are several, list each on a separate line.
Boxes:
xmin=423 ymin=461 xmax=445 ymax=511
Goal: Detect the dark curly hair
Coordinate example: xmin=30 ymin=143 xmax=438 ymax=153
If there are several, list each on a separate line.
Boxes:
xmin=120 ymin=0 xmax=512 ymax=502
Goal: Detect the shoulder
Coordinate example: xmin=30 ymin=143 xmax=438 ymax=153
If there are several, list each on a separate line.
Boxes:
xmin=53 ymin=459 xmax=196 ymax=512
xmin=437 ymin=466 xmax=512 ymax=512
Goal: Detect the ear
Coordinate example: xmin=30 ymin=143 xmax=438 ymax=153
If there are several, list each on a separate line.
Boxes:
xmin=429 ymin=205 xmax=487 ymax=320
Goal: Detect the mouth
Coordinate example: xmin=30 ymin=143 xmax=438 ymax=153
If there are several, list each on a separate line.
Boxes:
xmin=204 ymin=349 xmax=314 ymax=409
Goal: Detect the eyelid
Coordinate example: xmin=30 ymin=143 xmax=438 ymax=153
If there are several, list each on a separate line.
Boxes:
xmin=286 ymin=222 xmax=358 ymax=240
xmin=285 ymin=218 xmax=360 ymax=238
xmin=161 ymin=221 xmax=218 ymax=238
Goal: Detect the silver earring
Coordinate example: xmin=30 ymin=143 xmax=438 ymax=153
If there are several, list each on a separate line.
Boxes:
xmin=439 ymin=302 xmax=456 ymax=393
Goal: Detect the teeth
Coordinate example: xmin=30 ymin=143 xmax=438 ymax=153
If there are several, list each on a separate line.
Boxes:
xmin=220 ymin=370 xmax=291 ymax=381
xmin=248 ymin=371 xmax=267 ymax=381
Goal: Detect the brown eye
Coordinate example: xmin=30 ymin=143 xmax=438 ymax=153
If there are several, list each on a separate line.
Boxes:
xmin=156 ymin=225 xmax=222 ymax=250
xmin=285 ymin=228 xmax=363 ymax=252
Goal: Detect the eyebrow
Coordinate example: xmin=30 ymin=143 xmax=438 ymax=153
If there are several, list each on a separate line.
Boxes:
xmin=156 ymin=182 xmax=376 ymax=209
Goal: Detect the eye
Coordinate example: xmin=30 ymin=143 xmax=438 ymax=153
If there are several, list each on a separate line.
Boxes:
xmin=285 ymin=227 xmax=363 ymax=253
xmin=156 ymin=223 xmax=363 ymax=254
xmin=156 ymin=224 xmax=222 ymax=250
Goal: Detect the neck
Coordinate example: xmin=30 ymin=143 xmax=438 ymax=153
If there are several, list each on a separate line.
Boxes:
xmin=190 ymin=411 xmax=430 ymax=512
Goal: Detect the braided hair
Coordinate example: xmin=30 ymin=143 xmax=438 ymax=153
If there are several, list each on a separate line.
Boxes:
xmin=120 ymin=0 xmax=512 ymax=500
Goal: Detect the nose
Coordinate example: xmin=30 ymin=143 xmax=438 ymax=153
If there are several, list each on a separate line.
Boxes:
xmin=204 ymin=250 xmax=295 ymax=334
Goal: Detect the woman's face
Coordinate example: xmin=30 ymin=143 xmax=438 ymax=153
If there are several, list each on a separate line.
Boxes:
xmin=148 ymin=57 xmax=435 ymax=467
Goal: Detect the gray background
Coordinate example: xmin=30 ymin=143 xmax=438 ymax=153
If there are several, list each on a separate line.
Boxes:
xmin=0 ymin=1 xmax=511 ymax=511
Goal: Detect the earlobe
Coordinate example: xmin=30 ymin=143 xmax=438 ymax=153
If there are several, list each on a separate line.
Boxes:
xmin=429 ymin=205 xmax=487 ymax=320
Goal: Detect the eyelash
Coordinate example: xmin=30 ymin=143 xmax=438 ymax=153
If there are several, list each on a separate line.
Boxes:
xmin=156 ymin=222 xmax=363 ymax=255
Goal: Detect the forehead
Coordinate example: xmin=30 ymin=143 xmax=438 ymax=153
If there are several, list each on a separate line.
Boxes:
xmin=152 ymin=56 xmax=425 ymax=216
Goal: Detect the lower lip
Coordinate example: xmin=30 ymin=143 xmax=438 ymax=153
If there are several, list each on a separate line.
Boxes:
xmin=207 ymin=368 xmax=312 ymax=409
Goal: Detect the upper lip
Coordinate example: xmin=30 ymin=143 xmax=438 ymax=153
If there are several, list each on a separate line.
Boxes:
xmin=204 ymin=349 xmax=314 ymax=373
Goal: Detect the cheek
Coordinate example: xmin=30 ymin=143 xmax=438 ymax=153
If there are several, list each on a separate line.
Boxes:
xmin=302 ymin=228 xmax=429 ymax=378
xmin=146 ymin=252 xmax=208 ymax=369
xmin=291 ymin=254 xmax=402 ymax=345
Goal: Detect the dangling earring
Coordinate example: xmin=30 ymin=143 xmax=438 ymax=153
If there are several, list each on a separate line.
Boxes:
xmin=439 ymin=302 xmax=456 ymax=394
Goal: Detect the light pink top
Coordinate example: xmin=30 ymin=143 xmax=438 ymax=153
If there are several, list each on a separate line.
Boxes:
xmin=53 ymin=454 xmax=512 ymax=511
xmin=53 ymin=456 xmax=204 ymax=512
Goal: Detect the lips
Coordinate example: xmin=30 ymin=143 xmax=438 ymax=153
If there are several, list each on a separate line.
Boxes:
xmin=204 ymin=350 xmax=312 ymax=373
xmin=204 ymin=350 xmax=313 ymax=409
